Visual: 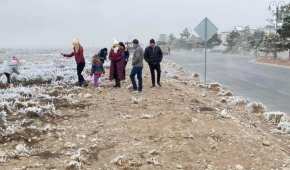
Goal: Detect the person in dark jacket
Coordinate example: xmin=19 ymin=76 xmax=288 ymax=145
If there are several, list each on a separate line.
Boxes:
xmin=98 ymin=48 xmax=108 ymax=64
xmin=61 ymin=38 xmax=86 ymax=86
xmin=119 ymin=42 xmax=130 ymax=77
xmin=119 ymin=42 xmax=130 ymax=64
xmin=144 ymin=39 xmax=163 ymax=87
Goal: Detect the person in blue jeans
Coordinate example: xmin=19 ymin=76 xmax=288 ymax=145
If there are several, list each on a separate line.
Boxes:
xmin=130 ymin=39 xmax=144 ymax=92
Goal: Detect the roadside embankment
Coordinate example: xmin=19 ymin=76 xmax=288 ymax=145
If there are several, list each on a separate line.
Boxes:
xmin=0 ymin=60 xmax=289 ymax=170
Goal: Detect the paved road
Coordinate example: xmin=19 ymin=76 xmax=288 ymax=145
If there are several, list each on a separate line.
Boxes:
xmin=167 ymin=51 xmax=290 ymax=113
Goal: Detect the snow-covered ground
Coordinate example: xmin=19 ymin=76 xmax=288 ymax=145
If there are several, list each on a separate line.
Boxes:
xmin=0 ymin=49 xmax=92 ymax=142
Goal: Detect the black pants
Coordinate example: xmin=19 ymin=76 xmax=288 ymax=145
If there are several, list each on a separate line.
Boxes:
xmin=4 ymin=73 xmax=11 ymax=84
xmin=149 ymin=63 xmax=161 ymax=86
xmin=115 ymin=79 xmax=121 ymax=87
xmin=130 ymin=66 xmax=143 ymax=91
xmin=77 ymin=63 xmax=85 ymax=85
xmin=113 ymin=63 xmax=121 ymax=87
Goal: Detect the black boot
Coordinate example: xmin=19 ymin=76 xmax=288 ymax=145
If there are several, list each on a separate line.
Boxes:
xmin=114 ymin=80 xmax=121 ymax=88
xmin=157 ymin=82 xmax=162 ymax=87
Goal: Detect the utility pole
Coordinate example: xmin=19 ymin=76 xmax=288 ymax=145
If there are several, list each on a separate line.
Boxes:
xmin=268 ymin=0 xmax=285 ymax=59
xmin=269 ymin=0 xmax=286 ymax=32
xmin=204 ymin=18 xmax=208 ymax=85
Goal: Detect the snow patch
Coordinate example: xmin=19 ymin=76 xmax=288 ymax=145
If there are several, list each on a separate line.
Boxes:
xmin=278 ymin=122 xmax=290 ymax=134
xmin=264 ymin=112 xmax=286 ymax=124
xmin=227 ymin=96 xmax=249 ymax=106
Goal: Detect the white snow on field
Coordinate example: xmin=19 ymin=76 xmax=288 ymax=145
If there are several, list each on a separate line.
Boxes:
xmin=0 ymin=86 xmax=36 ymax=100
xmin=0 ymin=50 xmax=87 ymax=138
xmin=1 ymin=51 xmax=92 ymax=85
xmin=11 ymin=60 xmax=78 ymax=84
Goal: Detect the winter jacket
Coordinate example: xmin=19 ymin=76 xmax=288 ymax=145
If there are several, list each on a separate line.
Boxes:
xmin=91 ymin=63 xmax=104 ymax=75
xmin=123 ymin=50 xmax=130 ymax=62
xmin=132 ymin=45 xmax=144 ymax=67
xmin=63 ymin=46 xmax=85 ymax=64
xmin=144 ymin=46 xmax=163 ymax=65
xmin=109 ymin=48 xmax=126 ymax=81
xmin=98 ymin=48 xmax=108 ymax=63
xmin=109 ymin=48 xmax=124 ymax=62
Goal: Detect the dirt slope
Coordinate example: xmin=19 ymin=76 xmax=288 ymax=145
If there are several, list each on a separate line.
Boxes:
xmin=1 ymin=62 xmax=290 ymax=170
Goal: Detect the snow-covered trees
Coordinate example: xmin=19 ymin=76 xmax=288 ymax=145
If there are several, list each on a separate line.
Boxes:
xmin=224 ymin=27 xmax=266 ymax=54
xmin=180 ymin=28 xmax=191 ymax=40
xmin=260 ymin=33 xmax=284 ymax=59
xmin=278 ymin=15 xmax=290 ymax=59
xmin=159 ymin=27 xmax=222 ymax=50
xmin=225 ymin=30 xmax=241 ymax=53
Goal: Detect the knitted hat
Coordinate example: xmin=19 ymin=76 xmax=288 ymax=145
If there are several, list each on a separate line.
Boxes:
xmin=133 ymin=39 xmax=139 ymax=44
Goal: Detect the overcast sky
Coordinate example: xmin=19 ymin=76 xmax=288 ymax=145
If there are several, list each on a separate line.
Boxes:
xmin=0 ymin=0 xmax=274 ymax=48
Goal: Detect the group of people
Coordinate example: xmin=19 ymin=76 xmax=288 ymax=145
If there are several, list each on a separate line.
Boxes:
xmin=61 ymin=38 xmax=164 ymax=92
xmin=0 ymin=38 xmax=163 ymax=92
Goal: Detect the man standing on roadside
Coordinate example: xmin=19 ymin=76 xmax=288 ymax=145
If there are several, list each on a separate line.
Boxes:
xmin=130 ymin=39 xmax=144 ymax=92
xmin=144 ymin=39 xmax=163 ymax=87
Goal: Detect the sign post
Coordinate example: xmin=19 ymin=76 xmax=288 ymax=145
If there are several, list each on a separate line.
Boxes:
xmin=194 ymin=17 xmax=218 ymax=85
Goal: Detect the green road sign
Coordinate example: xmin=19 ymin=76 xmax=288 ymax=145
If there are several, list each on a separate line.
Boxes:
xmin=194 ymin=17 xmax=218 ymax=41
xmin=194 ymin=17 xmax=218 ymax=85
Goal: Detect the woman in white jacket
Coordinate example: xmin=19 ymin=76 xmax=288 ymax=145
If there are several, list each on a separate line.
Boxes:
xmin=0 ymin=56 xmax=20 ymax=84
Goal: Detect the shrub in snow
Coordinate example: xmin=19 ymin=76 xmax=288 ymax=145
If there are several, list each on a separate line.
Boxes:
xmin=280 ymin=114 xmax=290 ymax=123
xmin=15 ymin=144 xmax=31 ymax=157
xmin=208 ymin=82 xmax=222 ymax=91
xmin=220 ymin=98 xmax=227 ymax=104
xmin=0 ymin=86 xmax=36 ymax=101
xmin=0 ymin=151 xmax=8 ymax=163
xmin=1 ymin=123 xmax=19 ymax=136
xmin=111 ymin=155 xmax=126 ymax=165
xmin=0 ymin=111 xmax=7 ymax=127
xmin=197 ymin=83 xmax=207 ymax=88
xmin=246 ymin=102 xmax=266 ymax=113
xmin=36 ymin=94 xmax=54 ymax=103
xmin=278 ymin=122 xmax=290 ymax=134
xmin=21 ymin=107 xmax=43 ymax=117
xmin=217 ymin=90 xmax=233 ymax=97
xmin=20 ymin=104 xmax=56 ymax=118
xmin=227 ymin=96 xmax=249 ymax=106
xmin=13 ymin=100 xmax=28 ymax=110
xmin=192 ymin=73 xmax=200 ymax=78
xmin=131 ymin=96 xmax=143 ymax=104
xmin=218 ymin=109 xmax=231 ymax=119
xmin=66 ymin=160 xmax=81 ymax=170
xmin=66 ymin=148 xmax=89 ymax=170
xmin=71 ymin=148 xmax=89 ymax=163
xmin=263 ymin=112 xmax=286 ymax=124
xmin=0 ymin=102 xmax=13 ymax=114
